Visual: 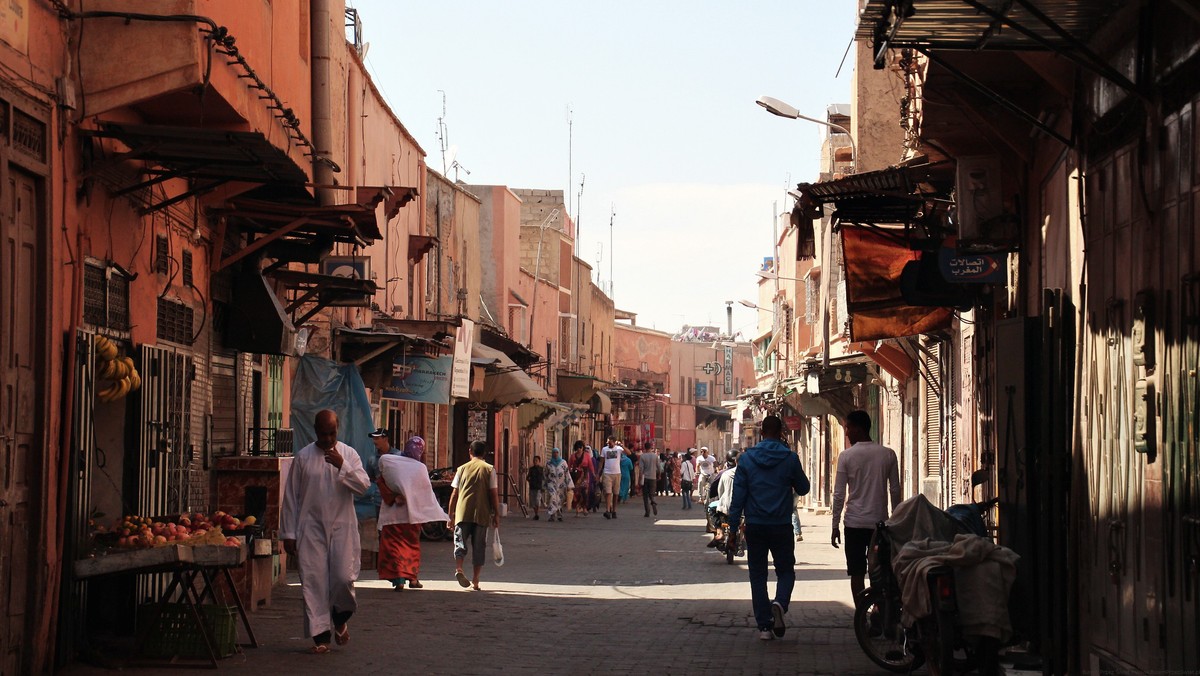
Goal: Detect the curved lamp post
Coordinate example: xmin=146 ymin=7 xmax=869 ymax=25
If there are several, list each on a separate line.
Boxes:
xmin=756 ymin=96 xmax=856 ymax=174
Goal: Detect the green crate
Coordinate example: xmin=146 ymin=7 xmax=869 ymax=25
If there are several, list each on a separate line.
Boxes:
xmin=138 ymin=603 xmax=237 ymax=660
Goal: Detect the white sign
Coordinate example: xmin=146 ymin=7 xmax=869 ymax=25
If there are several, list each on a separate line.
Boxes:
xmin=451 ymin=318 xmax=475 ymax=399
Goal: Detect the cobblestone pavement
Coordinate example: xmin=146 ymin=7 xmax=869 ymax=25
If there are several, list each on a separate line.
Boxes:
xmin=66 ymin=501 xmax=894 ymax=675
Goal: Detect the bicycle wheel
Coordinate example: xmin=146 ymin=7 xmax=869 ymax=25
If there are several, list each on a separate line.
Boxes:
xmin=421 ymin=521 xmax=448 ymax=541
xmin=853 ymin=589 xmax=924 ymax=673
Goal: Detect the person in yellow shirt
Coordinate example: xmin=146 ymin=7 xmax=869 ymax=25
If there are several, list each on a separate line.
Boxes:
xmin=446 ymin=441 xmax=501 ymax=591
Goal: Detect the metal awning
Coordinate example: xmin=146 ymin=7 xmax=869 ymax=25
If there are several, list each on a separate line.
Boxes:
xmin=333 ymin=326 xmax=449 ymax=391
xmin=590 ymin=390 xmax=612 ymax=414
xmin=479 ymin=326 xmax=541 ymax=368
xmin=208 ymin=187 xmax=417 ymax=271
xmin=695 ymin=405 xmax=732 ymax=426
xmin=266 ymin=269 xmax=377 ymax=326
xmin=795 ymin=161 xmax=952 ymax=226
xmin=857 ymin=0 xmax=1123 ymax=55
xmin=81 ymin=123 xmax=311 ymax=212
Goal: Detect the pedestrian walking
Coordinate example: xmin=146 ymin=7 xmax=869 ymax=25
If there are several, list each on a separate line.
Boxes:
xmin=638 ymin=447 xmax=660 ymax=518
xmin=670 ymin=452 xmax=682 ymax=495
xmin=526 ymin=455 xmax=545 ymax=520
xmin=569 ymin=441 xmax=595 ymax=517
xmin=446 ymin=440 xmax=501 ymax=591
xmin=543 ymin=448 xmax=572 ymax=522
xmin=679 ymin=450 xmax=696 ymax=510
xmin=280 ymin=410 xmax=372 ymax=654
xmin=695 ymin=447 xmax=716 ymax=508
xmin=599 ymin=436 xmax=623 ymax=518
xmin=728 ymin=415 xmax=811 ymax=641
xmin=831 ymin=410 xmax=901 ymax=604
xmin=375 ymin=431 xmax=447 ymax=591
xmin=658 ymin=450 xmax=670 ymax=496
xmin=619 ymin=448 xmax=633 ymax=503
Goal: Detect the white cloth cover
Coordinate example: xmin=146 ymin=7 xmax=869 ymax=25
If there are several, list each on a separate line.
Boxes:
xmin=280 ymin=441 xmax=371 ymax=638
xmin=377 ymin=454 xmax=449 ymax=528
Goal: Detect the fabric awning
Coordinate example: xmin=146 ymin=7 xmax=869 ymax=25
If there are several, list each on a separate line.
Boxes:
xmin=853 ymin=340 xmax=917 ymax=382
xmin=558 ymin=373 xmax=608 ymax=404
xmin=695 ymin=405 xmax=732 ymax=426
xmin=469 ymin=343 xmax=548 ymax=407
xmin=590 ymin=390 xmax=612 ymax=414
xmin=841 ymin=225 xmax=952 ymax=341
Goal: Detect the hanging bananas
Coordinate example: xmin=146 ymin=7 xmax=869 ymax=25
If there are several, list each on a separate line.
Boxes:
xmin=94 ymin=336 xmax=141 ymax=403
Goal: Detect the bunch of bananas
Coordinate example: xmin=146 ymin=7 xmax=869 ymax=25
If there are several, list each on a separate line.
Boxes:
xmin=95 ymin=335 xmax=141 ymax=403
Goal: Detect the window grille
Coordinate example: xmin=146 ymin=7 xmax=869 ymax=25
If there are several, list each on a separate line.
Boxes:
xmin=83 ymin=261 xmax=131 ymax=331
xmin=182 ymin=250 xmax=194 ymax=287
xmin=805 ymin=276 xmax=818 ymax=325
xmin=155 ymin=235 xmax=170 ymax=274
xmin=12 ymin=109 xmax=46 ymax=162
xmin=157 ymin=298 xmax=195 ymax=345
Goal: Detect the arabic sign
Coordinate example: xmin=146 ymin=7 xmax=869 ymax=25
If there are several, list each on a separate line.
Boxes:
xmin=451 ymin=319 xmax=474 ymax=399
xmin=815 ymin=363 xmax=870 ymax=391
xmin=383 ymin=355 xmax=453 ymax=404
xmin=938 ymin=246 xmax=1006 ymax=284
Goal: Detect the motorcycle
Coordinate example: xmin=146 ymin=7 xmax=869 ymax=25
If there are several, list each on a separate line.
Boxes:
xmin=854 ymin=495 xmax=1009 ymax=676
xmin=420 ymin=466 xmax=455 ymax=541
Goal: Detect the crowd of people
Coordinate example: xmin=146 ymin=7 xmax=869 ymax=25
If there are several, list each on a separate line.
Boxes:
xmin=523 ymin=437 xmax=733 ymax=520
xmin=281 ymin=407 xmax=898 ymax=652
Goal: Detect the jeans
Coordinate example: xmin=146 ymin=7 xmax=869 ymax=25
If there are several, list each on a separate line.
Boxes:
xmin=642 ymin=480 xmax=657 ymax=515
xmin=744 ymin=523 xmax=796 ymax=630
xmin=792 ymin=509 xmax=803 ymax=537
xmin=681 ymin=483 xmax=692 ymax=510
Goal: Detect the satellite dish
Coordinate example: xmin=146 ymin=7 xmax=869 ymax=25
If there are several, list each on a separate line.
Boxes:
xmin=445 ymin=144 xmax=459 ymax=170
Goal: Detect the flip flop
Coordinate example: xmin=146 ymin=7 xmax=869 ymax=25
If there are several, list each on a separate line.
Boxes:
xmin=455 ymin=570 xmax=470 ymax=588
xmin=472 ymin=584 xmax=482 ymax=591
xmin=311 ymin=644 xmax=331 ymax=655
xmin=334 ymin=624 xmax=350 ymax=645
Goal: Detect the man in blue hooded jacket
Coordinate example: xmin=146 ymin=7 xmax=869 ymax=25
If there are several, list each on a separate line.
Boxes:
xmin=728 ymin=415 xmax=811 ymax=640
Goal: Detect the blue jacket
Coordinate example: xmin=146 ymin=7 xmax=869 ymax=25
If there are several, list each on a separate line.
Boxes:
xmin=728 ymin=438 xmax=810 ymax=527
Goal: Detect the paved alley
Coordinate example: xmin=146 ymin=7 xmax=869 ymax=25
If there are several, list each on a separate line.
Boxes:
xmin=68 ymin=506 xmax=889 ymax=675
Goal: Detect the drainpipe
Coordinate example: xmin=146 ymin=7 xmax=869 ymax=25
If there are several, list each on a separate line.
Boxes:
xmin=311 ymin=0 xmax=335 ymax=205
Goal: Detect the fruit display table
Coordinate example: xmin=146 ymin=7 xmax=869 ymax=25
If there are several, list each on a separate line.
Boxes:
xmin=74 ymin=544 xmax=258 ymax=668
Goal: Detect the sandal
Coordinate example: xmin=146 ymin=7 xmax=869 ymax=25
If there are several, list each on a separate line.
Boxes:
xmin=333 ymin=624 xmax=350 ymax=646
xmin=311 ymin=644 xmax=332 ymax=655
xmin=472 ymin=584 xmax=482 ymax=591
xmin=408 ymin=580 xmax=423 ymax=589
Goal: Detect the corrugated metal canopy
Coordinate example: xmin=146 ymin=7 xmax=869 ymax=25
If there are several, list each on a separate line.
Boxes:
xmin=856 ymin=0 xmax=1123 ymax=52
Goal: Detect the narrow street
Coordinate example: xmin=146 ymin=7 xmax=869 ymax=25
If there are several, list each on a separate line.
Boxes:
xmin=71 ymin=507 xmax=881 ymax=675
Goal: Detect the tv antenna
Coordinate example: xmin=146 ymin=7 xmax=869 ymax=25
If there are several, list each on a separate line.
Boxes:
xmin=436 ymin=90 xmax=449 ymax=175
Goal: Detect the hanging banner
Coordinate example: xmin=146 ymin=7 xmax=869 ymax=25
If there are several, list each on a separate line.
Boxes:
xmin=451 ymin=318 xmax=475 ymax=399
xmin=383 ymin=355 xmax=453 ymax=404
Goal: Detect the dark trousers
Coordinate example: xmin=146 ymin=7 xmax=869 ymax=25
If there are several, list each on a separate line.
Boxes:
xmin=642 ymin=480 xmax=657 ymax=515
xmin=744 ymin=523 xmax=796 ymax=630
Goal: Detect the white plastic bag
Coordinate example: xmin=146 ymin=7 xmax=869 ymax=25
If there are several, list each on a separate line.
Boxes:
xmin=492 ymin=528 xmax=505 ymax=566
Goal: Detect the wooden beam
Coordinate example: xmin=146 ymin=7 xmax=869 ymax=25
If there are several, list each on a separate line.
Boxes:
xmin=215 ymin=217 xmax=311 ymax=272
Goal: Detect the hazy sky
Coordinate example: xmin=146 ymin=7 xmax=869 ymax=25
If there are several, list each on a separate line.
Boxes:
xmin=351 ymin=1 xmax=858 ymax=336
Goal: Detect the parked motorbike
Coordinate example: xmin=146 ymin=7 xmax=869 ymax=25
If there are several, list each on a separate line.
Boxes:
xmin=420 ymin=466 xmax=455 ymax=541
xmin=854 ymin=496 xmax=1007 ymax=675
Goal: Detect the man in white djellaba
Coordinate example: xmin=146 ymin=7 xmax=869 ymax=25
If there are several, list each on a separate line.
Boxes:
xmin=281 ymin=409 xmax=371 ymax=654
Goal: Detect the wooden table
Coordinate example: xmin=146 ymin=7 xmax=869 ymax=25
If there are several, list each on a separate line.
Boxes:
xmin=74 ymin=545 xmax=258 ymax=668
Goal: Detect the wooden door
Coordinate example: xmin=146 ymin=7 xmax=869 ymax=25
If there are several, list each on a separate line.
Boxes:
xmin=0 ymin=167 xmax=40 ymax=674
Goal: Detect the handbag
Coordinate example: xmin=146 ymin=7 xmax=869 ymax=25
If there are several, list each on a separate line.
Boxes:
xmin=492 ymin=528 xmax=505 ymax=566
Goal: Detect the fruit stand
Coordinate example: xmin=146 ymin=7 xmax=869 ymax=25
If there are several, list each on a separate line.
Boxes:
xmin=76 ymin=514 xmax=262 ymax=668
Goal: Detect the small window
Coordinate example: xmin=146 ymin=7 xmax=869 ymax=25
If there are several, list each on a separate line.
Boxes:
xmin=83 ymin=261 xmax=130 ymax=331
xmin=157 ymin=298 xmax=195 ymax=345
xmin=182 ymin=249 xmax=194 ymax=287
xmin=155 ymin=235 xmax=170 ymax=275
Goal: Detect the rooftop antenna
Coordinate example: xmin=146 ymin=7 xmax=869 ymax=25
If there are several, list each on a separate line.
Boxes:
xmin=567 ymin=105 xmax=573 ymax=228
xmin=436 ymin=90 xmax=448 ymax=175
xmin=595 ymin=242 xmax=603 ymax=286
xmin=576 ymin=172 xmax=585 ymax=245
xmin=608 ymin=203 xmax=615 ymax=301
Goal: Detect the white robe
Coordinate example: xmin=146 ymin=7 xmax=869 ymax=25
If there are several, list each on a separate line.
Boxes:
xmin=377 ymin=454 xmax=449 ymax=527
xmin=280 ymin=440 xmax=371 ymax=637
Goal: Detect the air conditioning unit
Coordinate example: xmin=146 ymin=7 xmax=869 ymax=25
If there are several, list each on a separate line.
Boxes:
xmin=955 ymin=156 xmax=1019 ymax=252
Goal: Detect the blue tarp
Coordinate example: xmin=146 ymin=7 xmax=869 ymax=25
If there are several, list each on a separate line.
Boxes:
xmin=290 ymin=356 xmax=379 ymax=520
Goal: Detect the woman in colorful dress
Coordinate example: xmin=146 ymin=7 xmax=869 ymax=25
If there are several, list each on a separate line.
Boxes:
xmin=543 ymin=448 xmax=572 ymax=522
xmin=670 ymin=451 xmax=683 ymax=495
xmin=618 ymin=448 xmax=633 ymax=503
xmin=377 ymin=436 xmax=447 ymax=590
xmin=569 ymin=441 xmax=595 ymax=517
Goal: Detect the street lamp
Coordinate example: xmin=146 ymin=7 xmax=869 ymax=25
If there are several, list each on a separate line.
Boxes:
xmin=738 ymin=299 xmax=772 ymax=311
xmin=755 ymin=270 xmax=806 ymax=283
xmin=756 ymin=96 xmax=856 ymax=173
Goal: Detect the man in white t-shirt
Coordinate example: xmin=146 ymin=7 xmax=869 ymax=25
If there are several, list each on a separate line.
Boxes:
xmin=695 ymin=447 xmax=716 ymax=505
xmin=599 ymin=436 xmax=623 ymax=519
xmin=831 ymin=410 xmax=901 ymax=604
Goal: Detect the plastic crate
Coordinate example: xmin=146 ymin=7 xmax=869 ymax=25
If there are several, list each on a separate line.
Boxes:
xmin=138 ymin=603 xmax=237 ymax=659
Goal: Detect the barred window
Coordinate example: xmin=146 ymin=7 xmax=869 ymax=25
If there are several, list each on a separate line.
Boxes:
xmin=83 ymin=261 xmax=131 ymax=331
xmin=157 ymin=298 xmax=195 ymax=345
